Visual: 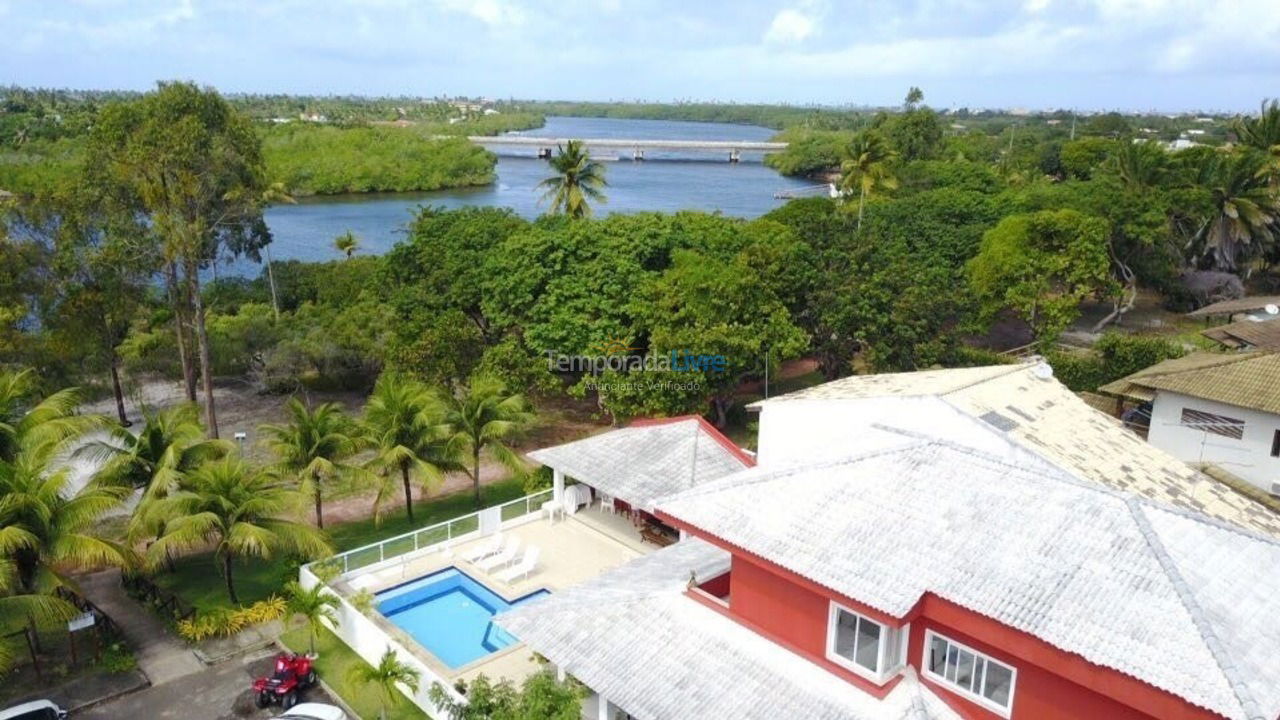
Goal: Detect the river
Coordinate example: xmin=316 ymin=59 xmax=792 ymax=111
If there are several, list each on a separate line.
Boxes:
xmin=225 ymin=116 xmax=815 ymax=276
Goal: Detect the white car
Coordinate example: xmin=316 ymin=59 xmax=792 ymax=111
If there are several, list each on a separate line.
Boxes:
xmin=0 ymin=700 xmax=67 ymax=720
xmin=271 ymin=703 xmax=348 ymax=720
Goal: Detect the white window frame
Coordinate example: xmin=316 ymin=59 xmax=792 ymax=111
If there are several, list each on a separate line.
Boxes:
xmin=824 ymin=601 xmax=904 ymax=683
xmin=922 ymin=630 xmax=1017 ymax=718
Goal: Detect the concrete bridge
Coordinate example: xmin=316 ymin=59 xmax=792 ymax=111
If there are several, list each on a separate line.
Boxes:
xmin=468 ymin=135 xmax=787 ymax=162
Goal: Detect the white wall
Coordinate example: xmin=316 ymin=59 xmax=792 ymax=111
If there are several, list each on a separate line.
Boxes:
xmin=1148 ymin=391 xmax=1280 ymax=493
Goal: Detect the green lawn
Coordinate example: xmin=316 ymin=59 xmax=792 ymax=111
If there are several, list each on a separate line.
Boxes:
xmin=280 ymin=625 xmax=431 ymax=720
xmin=157 ymin=476 xmax=530 ymax=613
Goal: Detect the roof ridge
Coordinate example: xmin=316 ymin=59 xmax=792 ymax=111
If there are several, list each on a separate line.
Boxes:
xmin=1126 ymin=496 xmax=1262 ymax=720
xmin=935 ymin=361 xmax=1035 ymax=396
xmin=1141 ymin=351 xmax=1262 ymax=380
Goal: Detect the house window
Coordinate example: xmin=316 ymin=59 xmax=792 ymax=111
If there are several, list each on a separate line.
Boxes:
xmin=826 ymin=602 xmax=904 ymax=681
xmin=924 ymin=631 xmax=1016 ymax=716
xmin=1180 ymin=408 xmax=1244 ymax=439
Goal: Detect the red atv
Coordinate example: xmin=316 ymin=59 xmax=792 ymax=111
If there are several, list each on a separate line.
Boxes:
xmin=252 ymin=652 xmax=317 ymax=710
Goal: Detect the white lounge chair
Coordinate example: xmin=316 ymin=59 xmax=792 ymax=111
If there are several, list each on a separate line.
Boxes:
xmin=461 ymin=533 xmax=503 ymax=564
xmin=497 ymin=547 xmax=540 ymax=584
xmin=477 ymin=536 xmax=521 ymax=571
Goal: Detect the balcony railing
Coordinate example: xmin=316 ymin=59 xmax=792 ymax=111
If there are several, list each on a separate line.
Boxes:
xmin=312 ymin=489 xmax=553 ymax=576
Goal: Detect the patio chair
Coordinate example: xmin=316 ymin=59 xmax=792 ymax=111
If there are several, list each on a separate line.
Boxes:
xmin=600 ymin=493 xmax=616 ymax=514
xmin=461 ymin=532 xmax=503 ymax=564
xmin=497 ymin=547 xmax=541 ymax=584
xmin=477 ymin=536 xmax=521 ymax=571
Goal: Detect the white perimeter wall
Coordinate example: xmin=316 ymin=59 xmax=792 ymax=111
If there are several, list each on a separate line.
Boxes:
xmin=1149 ymin=391 xmax=1280 ymax=492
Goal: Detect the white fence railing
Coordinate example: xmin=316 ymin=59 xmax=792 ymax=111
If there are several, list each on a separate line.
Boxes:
xmin=312 ymin=489 xmax=553 ymax=577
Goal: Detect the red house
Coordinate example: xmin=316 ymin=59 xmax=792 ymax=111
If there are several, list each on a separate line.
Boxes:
xmin=501 ymin=363 xmax=1280 ymax=720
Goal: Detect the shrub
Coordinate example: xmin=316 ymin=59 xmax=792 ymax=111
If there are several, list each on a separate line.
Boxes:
xmin=1047 ymin=332 xmax=1184 ymax=392
xmin=175 ymin=596 xmax=287 ymax=643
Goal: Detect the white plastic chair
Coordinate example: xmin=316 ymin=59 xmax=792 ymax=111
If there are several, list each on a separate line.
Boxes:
xmin=497 ymin=547 xmax=540 ymax=583
xmin=600 ymin=493 xmax=616 ymax=514
xmin=477 ymin=536 xmax=521 ymax=571
xmin=461 ymin=532 xmax=503 ymax=564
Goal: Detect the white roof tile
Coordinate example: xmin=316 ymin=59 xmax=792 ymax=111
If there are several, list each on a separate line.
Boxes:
xmin=497 ymin=539 xmax=961 ymax=720
xmin=656 ymin=441 xmax=1280 ymax=720
xmin=526 ymin=417 xmax=750 ymax=510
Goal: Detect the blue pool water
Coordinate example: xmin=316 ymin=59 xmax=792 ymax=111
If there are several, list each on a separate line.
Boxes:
xmin=377 ymin=566 xmax=549 ymax=669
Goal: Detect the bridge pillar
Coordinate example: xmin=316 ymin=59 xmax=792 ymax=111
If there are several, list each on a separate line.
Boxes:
xmin=729 ymin=149 xmax=741 ymax=163
xmin=633 ymin=148 xmax=645 ymax=161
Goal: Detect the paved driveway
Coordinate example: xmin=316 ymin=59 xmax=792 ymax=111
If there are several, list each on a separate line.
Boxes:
xmin=75 ymin=650 xmax=337 ymax=720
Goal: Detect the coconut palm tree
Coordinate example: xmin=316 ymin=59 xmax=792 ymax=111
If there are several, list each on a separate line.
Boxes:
xmin=0 ymin=450 xmax=131 ymax=598
xmin=362 ymin=375 xmax=462 ymax=524
xmin=146 ymin=458 xmax=331 ymax=604
xmin=347 ymin=647 xmax=421 ymax=720
xmin=442 ymin=375 xmax=534 ymax=508
xmin=260 ymin=399 xmax=362 ymax=529
xmin=282 ymin=580 xmax=339 ymax=656
xmin=1110 ymin=140 xmax=1168 ymax=190
xmin=333 ymin=231 xmax=360 ymax=259
xmin=1191 ymin=148 xmax=1280 ymax=271
xmin=536 ymin=140 xmax=607 ymax=218
xmin=0 ymin=560 xmax=77 ymax=671
xmin=78 ymin=403 xmax=231 ymax=572
xmin=0 ymin=368 xmax=102 ymax=463
xmin=82 ymin=403 xmax=230 ymax=499
xmin=839 ymin=130 xmax=898 ymax=232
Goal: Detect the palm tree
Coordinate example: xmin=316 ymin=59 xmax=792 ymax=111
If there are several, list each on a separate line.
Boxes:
xmin=1191 ymin=148 xmax=1280 ymax=271
xmin=347 ymin=647 xmax=421 ymax=720
xmin=442 ymin=375 xmax=534 ymax=508
xmin=82 ymin=403 xmax=230 ymax=498
xmin=333 ymin=231 xmax=360 ymax=259
xmin=1234 ymin=100 xmax=1280 ymax=186
xmin=0 ymin=450 xmax=131 ymax=598
xmin=362 ymin=375 xmax=461 ymax=524
xmin=0 ymin=368 xmax=102 ymax=463
xmin=839 ymin=130 xmax=898 ymax=232
xmin=147 ymin=458 xmax=331 ymax=604
xmin=1110 ymin=140 xmax=1168 ymax=190
xmin=282 ymin=581 xmax=339 ymax=656
xmin=0 ymin=560 xmax=77 ymax=671
xmin=260 ymin=399 xmax=361 ymax=529
xmin=78 ymin=403 xmax=231 ymax=572
xmin=536 ymin=140 xmax=607 ymax=218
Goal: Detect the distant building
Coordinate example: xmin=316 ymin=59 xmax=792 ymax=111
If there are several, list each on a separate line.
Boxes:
xmin=1102 ymin=352 xmax=1280 ymax=495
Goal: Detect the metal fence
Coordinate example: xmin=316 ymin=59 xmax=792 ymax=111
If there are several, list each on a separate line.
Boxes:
xmin=317 ymin=489 xmax=553 ymax=576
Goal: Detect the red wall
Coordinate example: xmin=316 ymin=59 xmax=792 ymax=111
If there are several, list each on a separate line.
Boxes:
xmin=704 ymin=541 xmax=1228 ymax=720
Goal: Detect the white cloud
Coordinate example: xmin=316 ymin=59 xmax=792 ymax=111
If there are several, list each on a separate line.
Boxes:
xmin=764 ymin=8 xmax=815 ymax=45
xmin=435 ymin=0 xmax=525 ymax=28
xmin=1023 ymin=0 xmax=1051 ymax=13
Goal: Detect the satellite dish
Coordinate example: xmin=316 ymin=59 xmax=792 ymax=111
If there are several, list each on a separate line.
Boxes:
xmin=1033 ymin=362 xmax=1054 ymax=380
xmin=1266 ymin=304 xmax=1279 ymax=315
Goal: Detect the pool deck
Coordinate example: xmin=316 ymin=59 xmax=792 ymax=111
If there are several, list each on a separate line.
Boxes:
xmin=337 ymin=508 xmax=651 ymax=685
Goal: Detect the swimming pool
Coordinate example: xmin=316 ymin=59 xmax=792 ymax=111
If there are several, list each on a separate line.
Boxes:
xmin=376 ymin=566 xmax=549 ymax=669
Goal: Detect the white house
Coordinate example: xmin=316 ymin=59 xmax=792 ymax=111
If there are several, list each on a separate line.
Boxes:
xmin=1101 ymin=352 xmax=1280 ymax=495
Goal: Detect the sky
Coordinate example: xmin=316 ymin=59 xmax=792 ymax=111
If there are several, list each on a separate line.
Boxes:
xmin=1 ymin=0 xmax=1276 ymax=112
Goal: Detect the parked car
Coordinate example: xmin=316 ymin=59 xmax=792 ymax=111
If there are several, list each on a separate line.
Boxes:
xmin=0 ymin=700 xmax=68 ymax=720
xmin=271 ymin=703 xmax=348 ymax=720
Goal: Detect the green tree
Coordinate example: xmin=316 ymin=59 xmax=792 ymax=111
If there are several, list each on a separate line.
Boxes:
xmin=442 ymin=375 xmax=534 ymax=508
xmin=362 ymin=374 xmax=461 ymax=523
xmin=839 ymin=130 xmax=898 ymax=231
xmin=347 ymin=647 xmax=421 ymax=720
xmin=1059 ymin=137 xmax=1117 ymax=180
xmin=537 ymin=140 xmax=607 ymax=218
xmin=1190 ymin=148 xmax=1280 ymax=271
xmin=0 ymin=567 xmax=77 ymax=671
xmin=1234 ymin=99 xmax=1280 ymax=183
xmin=904 ymin=86 xmax=924 ymax=110
xmin=968 ymin=209 xmax=1117 ymax=343
xmin=147 ymin=457 xmax=331 ymax=604
xmin=333 ymin=231 xmax=360 ymax=259
xmin=282 ymin=580 xmax=339 ymax=656
xmin=88 ymin=82 xmax=273 ymax=438
xmin=0 ymin=368 xmax=101 ymax=463
xmin=261 ymin=398 xmax=362 ymax=529
xmin=428 ymin=670 xmax=581 ymax=720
